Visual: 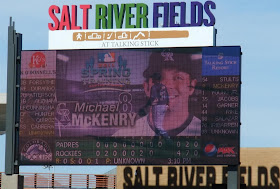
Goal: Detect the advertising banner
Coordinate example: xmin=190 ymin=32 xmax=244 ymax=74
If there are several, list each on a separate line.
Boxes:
xmin=49 ymin=27 xmax=215 ymax=49
xmin=19 ymin=46 xmax=241 ymax=165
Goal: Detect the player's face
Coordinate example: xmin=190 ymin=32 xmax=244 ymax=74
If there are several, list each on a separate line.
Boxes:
xmin=160 ymin=68 xmax=196 ymax=110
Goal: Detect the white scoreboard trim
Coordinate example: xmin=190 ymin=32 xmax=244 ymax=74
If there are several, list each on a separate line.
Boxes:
xmin=49 ymin=26 xmax=215 ymax=50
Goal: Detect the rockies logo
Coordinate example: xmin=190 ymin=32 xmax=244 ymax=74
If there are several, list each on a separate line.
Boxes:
xmin=56 ymin=103 xmax=71 ymax=125
xmin=161 ymin=51 xmax=174 ymax=61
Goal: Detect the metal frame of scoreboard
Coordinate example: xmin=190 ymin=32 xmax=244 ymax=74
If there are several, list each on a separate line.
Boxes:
xmin=5 ymin=19 xmax=242 ymax=189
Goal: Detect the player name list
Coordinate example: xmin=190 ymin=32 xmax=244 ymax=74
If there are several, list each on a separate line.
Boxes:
xmin=201 ymin=76 xmax=240 ymax=136
xmin=20 ymin=79 xmax=56 ymax=137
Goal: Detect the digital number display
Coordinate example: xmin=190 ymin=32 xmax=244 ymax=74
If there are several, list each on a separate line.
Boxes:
xmin=19 ymin=47 xmax=241 ymax=165
xmin=52 ymin=137 xmax=200 ymax=165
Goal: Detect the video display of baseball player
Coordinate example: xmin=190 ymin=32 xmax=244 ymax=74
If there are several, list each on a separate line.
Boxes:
xmin=19 ymin=47 xmax=241 ymax=165
xmin=113 ymin=50 xmax=201 ymax=137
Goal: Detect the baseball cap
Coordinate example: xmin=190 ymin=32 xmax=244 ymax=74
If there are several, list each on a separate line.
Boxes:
xmin=143 ymin=48 xmax=202 ymax=80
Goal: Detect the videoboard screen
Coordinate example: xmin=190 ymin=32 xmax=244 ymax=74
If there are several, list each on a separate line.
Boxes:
xmin=19 ymin=47 xmax=241 ymax=165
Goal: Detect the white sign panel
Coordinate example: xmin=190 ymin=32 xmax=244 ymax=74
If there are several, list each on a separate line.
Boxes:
xmin=49 ymin=27 xmax=215 ymax=49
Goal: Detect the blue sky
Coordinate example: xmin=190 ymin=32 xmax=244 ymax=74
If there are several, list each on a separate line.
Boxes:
xmin=0 ymin=0 xmax=280 ymax=173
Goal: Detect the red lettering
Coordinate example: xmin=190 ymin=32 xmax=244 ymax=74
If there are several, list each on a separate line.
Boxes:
xmin=49 ymin=4 xmax=92 ymax=31
xmin=217 ymin=147 xmax=235 ymax=154
xmin=80 ymin=5 xmax=91 ymax=29
xmin=71 ymin=5 xmax=81 ymax=30
xmin=59 ymin=5 xmax=71 ymax=30
xmin=48 ymin=5 xmax=60 ymax=31
xmin=226 ymin=147 xmax=235 ymax=154
xmin=217 ymin=148 xmax=223 ymax=154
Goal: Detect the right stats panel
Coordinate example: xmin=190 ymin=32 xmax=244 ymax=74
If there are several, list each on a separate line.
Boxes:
xmin=199 ymin=46 xmax=241 ymax=165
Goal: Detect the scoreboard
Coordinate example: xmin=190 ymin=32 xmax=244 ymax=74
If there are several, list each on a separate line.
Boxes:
xmin=52 ymin=137 xmax=200 ymax=165
xmin=19 ymin=47 xmax=241 ymax=165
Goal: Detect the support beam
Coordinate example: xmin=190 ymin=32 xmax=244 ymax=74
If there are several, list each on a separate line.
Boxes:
xmin=5 ymin=17 xmax=22 ymax=175
xmin=227 ymin=165 xmax=240 ymax=189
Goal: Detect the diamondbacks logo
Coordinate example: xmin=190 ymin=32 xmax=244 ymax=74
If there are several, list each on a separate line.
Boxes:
xmin=29 ymin=52 xmax=46 ymax=68
xmin=21 ymin=139 xmax=52 ymax=162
